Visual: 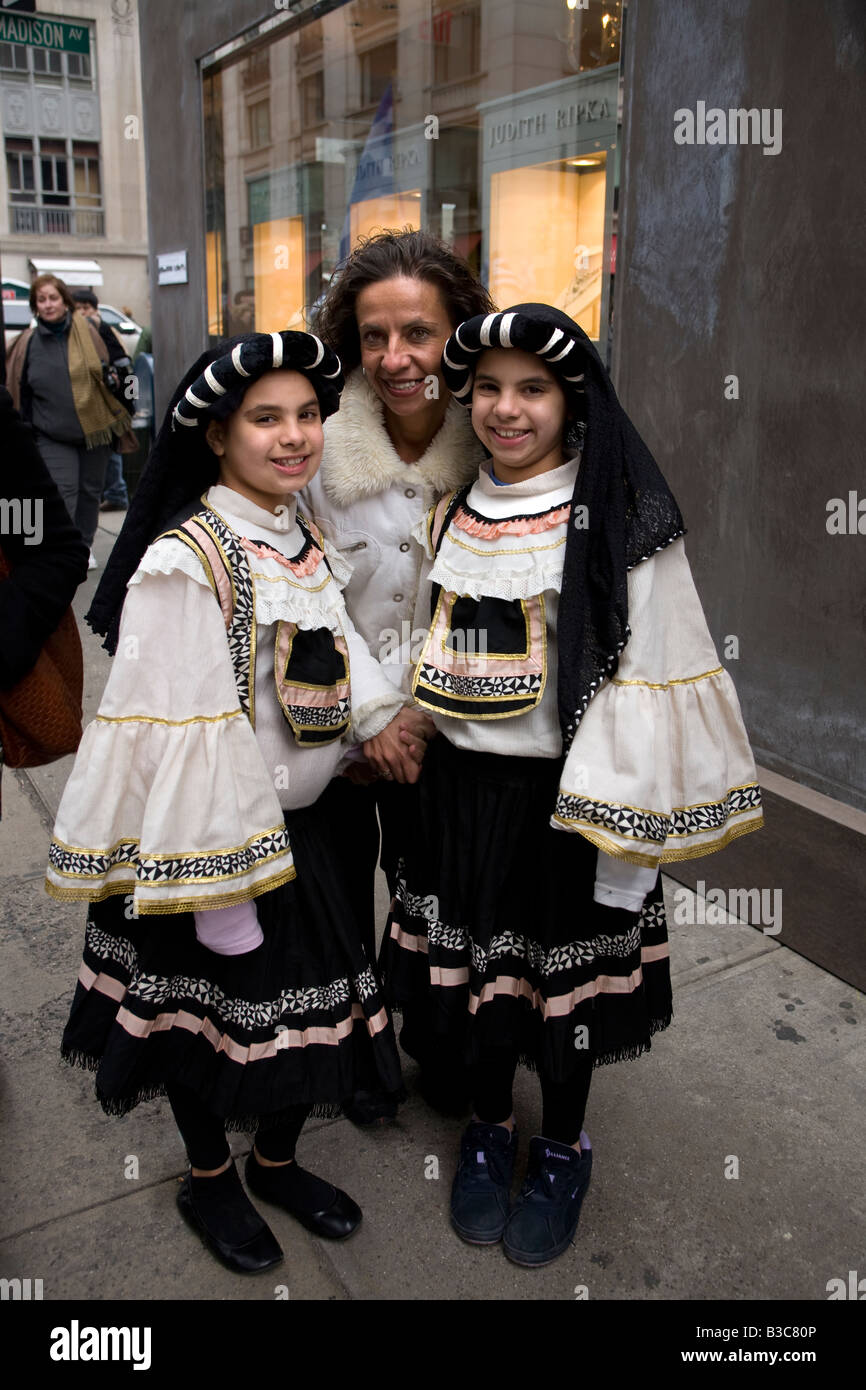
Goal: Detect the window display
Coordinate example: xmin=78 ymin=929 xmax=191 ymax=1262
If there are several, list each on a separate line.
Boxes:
xmin=202 ymin=1 xmax=622 ymax=349
xmin=482 ymin=68 xmax=617 ymax=340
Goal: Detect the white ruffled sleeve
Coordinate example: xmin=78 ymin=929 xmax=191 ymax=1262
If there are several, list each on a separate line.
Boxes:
xmin=45 ymin=553 xmax=295 ymax=914
xmin=553 ymin=538 xmax=763 ymax=866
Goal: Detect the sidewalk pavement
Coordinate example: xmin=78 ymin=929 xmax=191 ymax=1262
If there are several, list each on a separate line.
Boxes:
xmin=0 ymin=516 xmax=863 ymax=1302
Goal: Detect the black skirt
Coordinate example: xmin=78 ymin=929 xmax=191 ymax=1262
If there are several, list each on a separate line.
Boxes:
xmin=378 ymin=735 xmax=672 ymax=1083
xmin=61 ymin=795 xmax=405 ymax=1128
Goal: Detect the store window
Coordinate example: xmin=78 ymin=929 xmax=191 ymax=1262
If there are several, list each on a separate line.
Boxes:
xmin=432 ymin=4 xmax=481 ymax=86
xmin=40 ymin=139 xmax=70 ymax=206
xmin=73 ymin=141 xmax=102 ymax=208
xmin=32 ymin=47 xmax=63 ymax=80
xmin=0 ymin=41 xmax=29 ymax=74
xmin=359 ymin=40 xmax=398 ymax=111
xmin=66 ymin=51 xmax=93 ymax=84
xmin=241 ymin=48 xmax=270 ymax=89
xmin=202 ymin=0 xmax=622 ymax=351
xmin=301 ymin=72 xmax=325 ymax=127
xmin=6 ymin=138 xmax=35 ymax=201
xmin=248 ymin=98 xmax=271 ymax=150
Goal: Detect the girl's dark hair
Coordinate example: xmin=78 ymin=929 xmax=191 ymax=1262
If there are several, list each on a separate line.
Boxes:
xmin=315 ymin=228 xmax=496 ymax=374
xmin=29 ymin=273 xmax=76 ymax=316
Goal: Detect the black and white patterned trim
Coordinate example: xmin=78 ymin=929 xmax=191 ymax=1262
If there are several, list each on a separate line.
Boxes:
xmin=129 ymin=972 xmax=351 ymax=1025
xmin=420 ymin=918 xmax=644 ymax=973
xmin=555 ymin=783 xmax=762 ymax=845
xmin=393 ymin=878 xmax=658 ymax=975
xmin=639 ymin=898 xmax=667 ymax=933
xmin=556 ymin=794 xmax=668 ymax=845
xmin=281 ymin=700 xmax=350 ymax=729
xmin=51 ymin=824 xmax=290 ymax=886
xmin=199 ymin=509 xmax=256 ymax=719
xmin=85 ymin=921 xmax=138 ymax=972
xmin=138 ymin=826 xmax=291 ymax=884
xmin=417 ymin=666 xmax=543 ymax=700
xmin=49 ymin=838 xmax=138 ymax=881
xmin=668 ymin=784 xmax=762 ymax=837
xmin=83 ymin=920 xmax=380 ymax=1027
xmin=400 ymin=885 xmax=441 ymax=922
xmin=473 ymin=923 xmax=643 ymax=975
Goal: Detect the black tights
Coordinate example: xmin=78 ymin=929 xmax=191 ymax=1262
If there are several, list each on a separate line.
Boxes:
xmin=167 ymin=1084 xmax=311 ymax=1170
xmin=471 ymin=1046 xmax=593 ymax=1147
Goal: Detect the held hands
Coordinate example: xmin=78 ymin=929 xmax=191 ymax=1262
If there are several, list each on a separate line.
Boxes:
xmin=362 ymin=707 xmax=436 ymax=784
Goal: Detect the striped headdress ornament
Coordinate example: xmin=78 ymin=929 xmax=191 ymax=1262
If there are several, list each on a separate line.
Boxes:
xmin=441 ymin=305 xmax=588 ymax=407
xmin=440 ymin=303 xmax=686 ymax=751
xmin=172 ymin=330 xmax=343 ymax=429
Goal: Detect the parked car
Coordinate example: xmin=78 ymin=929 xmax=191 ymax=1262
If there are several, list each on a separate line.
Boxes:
xmin=3 ymin=299 xmax=32 ymax=352
xmin=97 ymin=303 xmax=143 ymax=356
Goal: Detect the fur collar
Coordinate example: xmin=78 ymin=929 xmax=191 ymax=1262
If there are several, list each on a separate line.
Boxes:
xmin=320 ymin=367 xmax=485 ymax=506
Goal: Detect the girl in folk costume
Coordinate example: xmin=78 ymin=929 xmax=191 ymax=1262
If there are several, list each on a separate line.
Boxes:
xmin=45 ymin=332 xmax=412 ymax=1275
xmin=380 ymin=305 xmax=763 ymax=1268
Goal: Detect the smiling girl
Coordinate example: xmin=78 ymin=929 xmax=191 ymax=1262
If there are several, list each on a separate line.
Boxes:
xmin=381 ymin=304 xmax=764 ymax=1268
xmin=45 ymin=332 xmax=409 ymax=1275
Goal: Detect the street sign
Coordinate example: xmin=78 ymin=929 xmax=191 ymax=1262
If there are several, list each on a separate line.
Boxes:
xmin=157 ymin=250 xmax=188 ymax=286
xmin=0 ymin=13 xmax=90 ymax=53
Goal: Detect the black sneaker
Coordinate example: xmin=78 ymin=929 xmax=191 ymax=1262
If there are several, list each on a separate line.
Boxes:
xmin=450 ymin=1121 xmax=518 ymax=1245
xmin=503 ymin=1134 xmax=592 ymax=1268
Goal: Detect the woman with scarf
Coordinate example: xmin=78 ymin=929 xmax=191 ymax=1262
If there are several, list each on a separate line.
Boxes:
xmin=6 ymin=274 xmax=134 ymax=565
xmin=305 ymin=230 xmax=495 ymax=1122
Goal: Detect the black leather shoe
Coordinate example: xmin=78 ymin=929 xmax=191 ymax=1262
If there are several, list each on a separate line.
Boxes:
xmin=176 ymin=1170 xmax=283 ymax=1274
xmin=342 ymin=1088 xmax=399 ymax=1127
xmin=245 ymin=1152 xmax=362 ymax=1240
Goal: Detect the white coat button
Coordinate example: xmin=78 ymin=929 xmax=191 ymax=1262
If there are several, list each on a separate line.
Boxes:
xmin=404 ymin=488 xmax=416 ymax=498
xmin=399 ymin=542 xmax=410 ymax=552
xmin=394 ymin=593 xmax=404 ymax=602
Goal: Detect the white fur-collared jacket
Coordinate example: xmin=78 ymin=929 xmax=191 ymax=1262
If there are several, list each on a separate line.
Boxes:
xmin=301 ymin=368 xmax=486 ymax=688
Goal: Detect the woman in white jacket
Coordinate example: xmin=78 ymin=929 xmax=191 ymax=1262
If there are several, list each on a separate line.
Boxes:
xmin=304 ymin=231 xmax=495 ymax=1121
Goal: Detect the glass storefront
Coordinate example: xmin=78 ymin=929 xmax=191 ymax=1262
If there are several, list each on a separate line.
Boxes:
xmin=202 ymin=0 xmax=622 ymax=350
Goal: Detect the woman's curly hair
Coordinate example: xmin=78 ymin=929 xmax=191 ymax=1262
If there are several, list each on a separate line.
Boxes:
xmin=29 ymin=273 xmax=77 ymax=316
xmin=315 ymin=228 xmax=496 ymax=374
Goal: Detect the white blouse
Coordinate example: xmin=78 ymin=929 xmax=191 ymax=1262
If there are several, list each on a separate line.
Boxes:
xmin=409 ymin=458 xmax=763 ymax=903
xmin=45 ymin=483 xmax=406 ymax=918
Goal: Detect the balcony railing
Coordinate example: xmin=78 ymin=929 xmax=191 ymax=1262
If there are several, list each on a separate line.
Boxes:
xmin=9 ymin=205 xmax=105 ymax=237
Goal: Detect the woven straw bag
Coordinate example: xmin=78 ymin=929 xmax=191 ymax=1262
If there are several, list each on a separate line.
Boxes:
xmin=0 ymin=548 xmax=84 ymax=768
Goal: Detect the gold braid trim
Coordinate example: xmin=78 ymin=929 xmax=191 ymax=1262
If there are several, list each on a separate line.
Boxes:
xmin=554 ymin=813 xmax=765 ymax=867
xmin=44 ymin=862 xmax=297 ymax=910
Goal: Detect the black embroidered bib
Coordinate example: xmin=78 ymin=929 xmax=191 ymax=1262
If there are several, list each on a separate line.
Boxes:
xmin=164 ymin=503 xmax=350 ymax=745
